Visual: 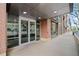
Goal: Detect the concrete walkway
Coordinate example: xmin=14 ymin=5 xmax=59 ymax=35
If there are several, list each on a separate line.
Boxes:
xmin=8 ymin=32 xmax=78 ymax=56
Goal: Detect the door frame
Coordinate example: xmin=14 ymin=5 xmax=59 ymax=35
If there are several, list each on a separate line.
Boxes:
xmin=19 ymin=16 xmax=29 ymax=45
xmin=29 ymin=19 xmax=36 ymax=42
xmin=19 ymin=16 xmax=36 ymax=46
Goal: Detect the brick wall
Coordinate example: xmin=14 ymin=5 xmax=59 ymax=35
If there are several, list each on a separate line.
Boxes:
xmin=0 ymin=4 xmax=7 ymax=55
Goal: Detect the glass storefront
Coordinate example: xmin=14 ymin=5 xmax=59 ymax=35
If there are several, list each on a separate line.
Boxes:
xmin=7 ymin=15 xmax=40 ymax=48
xmin=6 ymin=3 xmax=41 ymax=48
xmin=7 ymin=15 xmax=19 ymax=48
xmin=51 ymin=17 xmax=58 ymax=38
xmin=51 ymin=13 xmax=70 ymax=38
xmin=51 ymin=23 xmax=58 ymax=38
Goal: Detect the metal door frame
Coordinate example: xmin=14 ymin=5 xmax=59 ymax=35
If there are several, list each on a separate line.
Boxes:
xmin=19 ymin=16 xmax=36 ymax=46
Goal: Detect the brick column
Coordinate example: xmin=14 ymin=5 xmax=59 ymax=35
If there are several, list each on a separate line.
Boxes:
xmin=40 ymin=19 xmax=51 ymax=41
xmin=0 ymin=4 xmax=7 ymax=56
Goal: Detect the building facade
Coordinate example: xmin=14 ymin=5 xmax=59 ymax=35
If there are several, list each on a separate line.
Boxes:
xmin=0 ymin=3 xmax=71 ymax=56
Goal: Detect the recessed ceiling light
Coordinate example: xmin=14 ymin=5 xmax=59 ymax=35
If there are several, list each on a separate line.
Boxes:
xmin=54 ymin=10 xmax=57 ymax=13
xmin=23 ymin=11 xmax=27 ymax=14
xmin=38 ymin=17 xmax=41 ymax=19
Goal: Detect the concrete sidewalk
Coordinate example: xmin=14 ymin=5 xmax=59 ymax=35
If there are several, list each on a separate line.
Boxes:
xmin=8 ymin=32 xmax=78 ymax=56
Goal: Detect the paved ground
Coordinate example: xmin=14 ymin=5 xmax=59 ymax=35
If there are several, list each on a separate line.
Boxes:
xmin=8 ymin=32 xmax=78 ymax=56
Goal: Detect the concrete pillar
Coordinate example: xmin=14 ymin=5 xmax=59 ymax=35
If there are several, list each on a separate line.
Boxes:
xmin=62 ymin=15 xmax=68 ymax=33
xmin=65 ymin=14 xmax=69 ymax=32
xmin=64 ymin=15 xmax=67 ymax=33
xmin=58 ymin=15 xmax=66 ymax=35
xmin=62 ymin=16 xmax=64 ymax=34
xmin=0 ymin=4 xmax=7 ymax=56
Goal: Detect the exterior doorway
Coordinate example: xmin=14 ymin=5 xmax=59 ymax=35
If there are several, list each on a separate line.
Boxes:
xmin=19 ymin=17 xmax=36 ymax=45
xmin=7 ymin=16 xmax=37 ymax=48
xmin=51 ymin=22 xmax=58 ymax=38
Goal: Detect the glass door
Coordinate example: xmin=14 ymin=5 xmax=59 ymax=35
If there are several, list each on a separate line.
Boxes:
xmin=30 ymin=21 xmax=36 ymax=41
xmin=19 ymin=17 xmax=36 ymax=45
xmin=20 ymin=20 xmax=28 ymax=44
xmin=7 ymin=16 xmax=37 ymax=48
xmin=51 ymin=22 xmax=58 ymax=38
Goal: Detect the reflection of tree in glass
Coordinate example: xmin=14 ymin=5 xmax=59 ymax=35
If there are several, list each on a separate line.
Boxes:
xmin=7 ymin=28 xmax=12 ymax=31
xmin=21 ymin=21 xmax=27 ymax=31
xmin=30 ymin=23 xmax=35 ymax=33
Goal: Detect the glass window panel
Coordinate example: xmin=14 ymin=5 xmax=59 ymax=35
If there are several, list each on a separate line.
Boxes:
xmin=21 ymin=20 xmax=28 ymax=43
xmin=36 ymin=20 xmax=40 ymax=40
xmin=7 ymin=15 xmax=19 ymax=48
xmin=30 ymin=22 xmax=35 ymax=41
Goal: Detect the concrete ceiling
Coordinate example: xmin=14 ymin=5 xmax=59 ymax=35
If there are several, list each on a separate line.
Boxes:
xmin=9 ymin=3 xmax=70 ymax=18
xmin=36 ymin=3 xmax=70 ymax=17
